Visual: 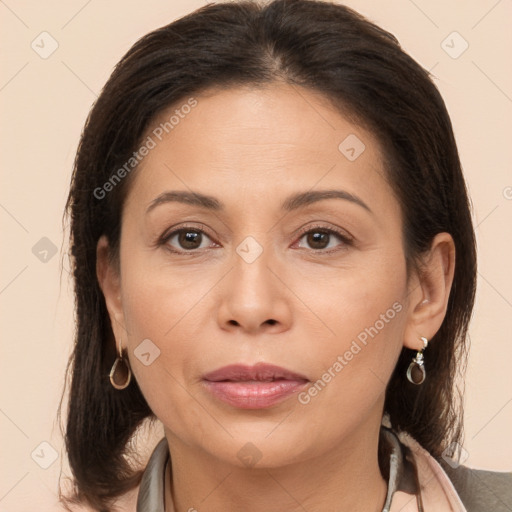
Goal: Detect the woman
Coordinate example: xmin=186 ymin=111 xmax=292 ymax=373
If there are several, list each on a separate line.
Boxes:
xmin=59 ymin=0 xmax=512 ymax=511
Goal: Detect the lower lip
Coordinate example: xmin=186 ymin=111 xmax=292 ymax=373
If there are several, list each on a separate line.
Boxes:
xmin=203 ymin=380 xmax=308 ymax=409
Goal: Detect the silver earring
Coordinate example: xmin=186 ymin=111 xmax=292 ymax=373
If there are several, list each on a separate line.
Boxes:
xmin=109 ymin=341 xmax=132 ymax=390
xmin=406 ymin=336 xmax=428 ymax=385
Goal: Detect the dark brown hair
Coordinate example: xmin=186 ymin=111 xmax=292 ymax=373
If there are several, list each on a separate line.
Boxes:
xmin=59 ymin=0 xmax=477 ymax=510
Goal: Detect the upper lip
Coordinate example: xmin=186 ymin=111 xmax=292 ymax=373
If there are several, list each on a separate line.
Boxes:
xmin=202 ymin=363 xmax=309 ymax=382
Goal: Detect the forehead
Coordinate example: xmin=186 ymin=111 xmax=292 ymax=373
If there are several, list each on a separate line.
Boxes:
xmin=125 ymin=83 xmax=395 ymax=215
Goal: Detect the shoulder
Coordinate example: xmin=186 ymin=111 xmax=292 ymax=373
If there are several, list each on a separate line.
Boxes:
xmin=439 ymin=460 xmax=512 ymax=512
xmin=392 ymin=428 xmax=512 ymax=511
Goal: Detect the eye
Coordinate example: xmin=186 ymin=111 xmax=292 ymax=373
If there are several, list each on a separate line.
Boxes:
xmin=162 ymin=226 xmax=217 ymax=252
xmin=295 ymin=226 xmax=352 ymax=252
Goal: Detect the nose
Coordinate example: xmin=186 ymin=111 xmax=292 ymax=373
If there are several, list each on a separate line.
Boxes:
xmin=216 ymin=244 xmax=292 ymax=335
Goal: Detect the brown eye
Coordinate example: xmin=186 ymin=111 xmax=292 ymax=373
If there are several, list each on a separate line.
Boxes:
xmin=177 ymin=230 xmax=202 ymax=249
xmin=296 ymin=227 xmax=352 ymax=252
xmin=164 ymin=228 xmax=214 ymax=251
xmin=305 ymin=231 xmax=330 ymax=249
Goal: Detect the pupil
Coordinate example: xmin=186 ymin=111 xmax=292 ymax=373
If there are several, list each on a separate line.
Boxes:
xmin=308 ymin=231 xmax=328 ymax=249
xmin=179 ymin=231 xmax=201 ymax=249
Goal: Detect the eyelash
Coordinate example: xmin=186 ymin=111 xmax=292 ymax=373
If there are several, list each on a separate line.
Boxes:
xmin=158 ymin=223 xmax=353 ymax=255
xmin=294 ymin=224 xmax=353 ymax=253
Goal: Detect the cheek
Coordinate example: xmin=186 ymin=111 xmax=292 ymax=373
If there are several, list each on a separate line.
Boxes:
xmin=116 ymin=248 xmax=207 ymax=411
xmin=120 ymin=239 xmax=220 ymax=341
xmin=121 ymin=271 xmax=205 ymax=371
xmin=293 ymin=252 xmax=407 ymax=407
xmin=120 ymin=271 xmax=209 ymax=440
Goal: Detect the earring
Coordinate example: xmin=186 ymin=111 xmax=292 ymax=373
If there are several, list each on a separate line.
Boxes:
xmin=406 ymin=336 xmax=428 ymax=385
xmin=109 ymin=340 xmax=132 ymax=390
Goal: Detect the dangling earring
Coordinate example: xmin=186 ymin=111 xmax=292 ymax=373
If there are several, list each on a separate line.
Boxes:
xmin=109 ymin=340 xmax=132 ymax=390
xmin=406 ymin=336 xmax=428 ymax=385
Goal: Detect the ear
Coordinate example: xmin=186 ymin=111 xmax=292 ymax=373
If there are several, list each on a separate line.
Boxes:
xmin=96 ymin=235 xmax=127 ymax=343
xmin=403 ymin=232 xmax=456 ymax=351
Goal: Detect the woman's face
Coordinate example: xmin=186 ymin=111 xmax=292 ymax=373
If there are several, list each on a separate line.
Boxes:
xmin=105 ymin=83 xmax=418 ymax=467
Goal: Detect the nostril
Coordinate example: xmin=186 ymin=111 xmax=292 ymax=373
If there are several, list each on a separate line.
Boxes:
xmin=266 ymin=319 xmax=277 ymax=326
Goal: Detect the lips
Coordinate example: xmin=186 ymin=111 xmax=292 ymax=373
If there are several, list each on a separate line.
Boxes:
xmin=202 ymin=363 xmax=309 ymax=383
xmin=202 ymin=363 xmax=309 ymax=409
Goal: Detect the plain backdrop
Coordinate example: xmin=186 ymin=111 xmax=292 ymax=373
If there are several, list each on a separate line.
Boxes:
xmin=1 ymin=0 xmax=511 ymax=510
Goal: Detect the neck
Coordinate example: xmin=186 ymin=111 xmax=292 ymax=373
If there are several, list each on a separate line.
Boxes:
xmin=164 ymin=421 xmax=388 ymax=512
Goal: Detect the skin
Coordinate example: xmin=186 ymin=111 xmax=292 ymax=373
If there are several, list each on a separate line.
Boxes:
xmin=97 ymin=83 xmax=455 ymax=512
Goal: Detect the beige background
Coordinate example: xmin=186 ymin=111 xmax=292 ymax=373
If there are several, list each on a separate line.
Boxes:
xmin=1 ymin=0 xmax=511 ymax=510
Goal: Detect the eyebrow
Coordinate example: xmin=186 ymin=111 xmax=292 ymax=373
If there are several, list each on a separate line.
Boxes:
xmin=146 ymin=189 xmax=372 ymax=215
